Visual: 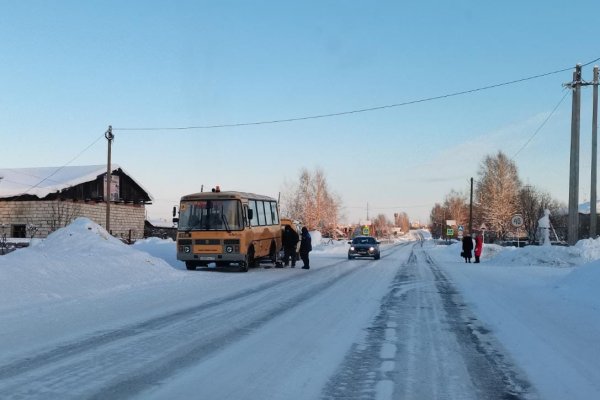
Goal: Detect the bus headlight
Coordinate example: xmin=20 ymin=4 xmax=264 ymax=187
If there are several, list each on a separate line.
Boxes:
xmin=225 ymin=245 xmax=233 ymax=253
xmin=184 ymin=246 xmax=191 ymax=253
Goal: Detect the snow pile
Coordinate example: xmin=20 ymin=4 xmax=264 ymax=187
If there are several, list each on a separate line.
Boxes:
xmin=488 ymin=244 xmax=581 ymax=267
xmin=435 ymin=236 xmax=600 ymax=312
xmin=133 ymin=237 xmax=182 ymax=269
xmin=441 ymin=241 xmax=581 ymax=267
xmin=553 ymin=259 xmax=600 ymax=306
xmin=0 ymin=218 xmax=184 ymax=311
xmin=574 ymin=237 xmax=600 ymax=261
xmin=313 ymin=234 xmax=349 ymax=255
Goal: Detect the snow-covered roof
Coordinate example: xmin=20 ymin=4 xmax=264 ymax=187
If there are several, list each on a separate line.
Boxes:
xmin=0 ymin=164 xmax=154 ymax=200
xmin=578 ymin=200 xmax=600 ymax=215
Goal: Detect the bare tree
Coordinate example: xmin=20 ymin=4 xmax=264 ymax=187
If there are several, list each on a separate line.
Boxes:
xmin=394 ymin=211 xmax=410 ymax=233
xmin=519 ymin=186 xmax=544 ymax=243
xmin=475 ymin=151 xmax=522 ymax=240
xmin=429 ymin=203 xmax=445 ymax=238
xmin=373 ymin=213 xmax=392 ymax=237
xmin=281 ymin=168 xmax=341 ymax=233
xmin=443 ymin=190 xmax=469 ymax=230
xmin=47 ymin=200 xmax=81 ymax=233
xmin=26 ymin=219 xmax=39 ymax=239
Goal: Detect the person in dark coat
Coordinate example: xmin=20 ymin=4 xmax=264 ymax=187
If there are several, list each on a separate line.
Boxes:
xmin=462 ymin=234 xmax=473 ymax=263
xmin=282 ymin=225 xmax=299 ymax=267
xmin=299 ymin=226 xmax=312 ymax=269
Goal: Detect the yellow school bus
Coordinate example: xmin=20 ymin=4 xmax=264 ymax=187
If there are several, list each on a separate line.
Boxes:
xmin=176 ymin=189 xmax=282 ymax=272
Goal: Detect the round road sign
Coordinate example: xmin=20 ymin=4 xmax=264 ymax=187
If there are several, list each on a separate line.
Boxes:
xmin=511 ymin=215 xmax=524 ymax=228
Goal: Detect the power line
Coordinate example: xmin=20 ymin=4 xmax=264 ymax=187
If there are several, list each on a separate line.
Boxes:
xmin=114 ymin=57 xmax=600 ymax=132
xmin=343 ymin=203 xmax=432 ymax=210
xmin=512 ymin=89 xmax=570 ymax=159
xmin=3 ymin=169 xmax=66 ymax=186
xmin=23 ymin=134 xmax=105 ymax=194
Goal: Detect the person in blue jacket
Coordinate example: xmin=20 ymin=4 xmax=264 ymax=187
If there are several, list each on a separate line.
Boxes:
xmin=299 ymin=227 xmax=312 ymax=269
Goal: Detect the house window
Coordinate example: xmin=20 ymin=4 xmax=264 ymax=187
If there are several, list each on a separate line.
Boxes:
xmin=12 ymin=225 xmax=26 ymax=238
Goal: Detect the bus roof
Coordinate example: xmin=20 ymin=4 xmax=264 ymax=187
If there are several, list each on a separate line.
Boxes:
xmin=180 ymin=191 xmax=277 ymax=202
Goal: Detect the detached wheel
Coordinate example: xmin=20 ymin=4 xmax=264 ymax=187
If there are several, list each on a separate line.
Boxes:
xmin=348 ymin=255 xmax=353 ymax=260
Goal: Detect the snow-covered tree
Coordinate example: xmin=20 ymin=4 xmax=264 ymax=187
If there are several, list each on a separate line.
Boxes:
xmin=475 ymin=151 xmax=521 ymax=240
xmin=281 ymin=168 xmax=341 ymax=233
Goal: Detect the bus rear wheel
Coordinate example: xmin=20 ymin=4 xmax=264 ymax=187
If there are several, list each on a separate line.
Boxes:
xmin=269 ymin=242 xmax=282 ymax=268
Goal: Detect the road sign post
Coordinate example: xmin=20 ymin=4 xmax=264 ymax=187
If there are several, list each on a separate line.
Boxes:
xmin=511 ymin=214 xmax=524 ymax=247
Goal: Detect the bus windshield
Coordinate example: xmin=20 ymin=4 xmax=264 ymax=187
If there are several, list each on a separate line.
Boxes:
xmin=178 ymin=199 xmax=243 ymax=231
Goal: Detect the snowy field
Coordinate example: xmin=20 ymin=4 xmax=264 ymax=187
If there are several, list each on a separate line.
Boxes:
xmin=0 ymin=219 xmax=599 ymax=399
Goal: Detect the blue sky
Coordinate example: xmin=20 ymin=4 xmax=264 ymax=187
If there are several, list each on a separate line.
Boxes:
xmin=1 ymin=1 xmax=599 ymax=224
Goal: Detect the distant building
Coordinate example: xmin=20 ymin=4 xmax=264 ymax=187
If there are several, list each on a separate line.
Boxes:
xmin=0 ymin=165 xmax=152 ymax=240
xmin=144 ymin=218 xmax=177 ymax=240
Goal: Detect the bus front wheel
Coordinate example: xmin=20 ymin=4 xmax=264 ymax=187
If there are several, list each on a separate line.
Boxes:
xmin=240 ymin=248 xmax=255 ymax=272
xmin=185 ymin=261 xmax=197 ymax=271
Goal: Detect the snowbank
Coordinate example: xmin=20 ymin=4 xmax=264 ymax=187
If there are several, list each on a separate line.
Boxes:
xmin=439 ymin=241 xmax=582 ymax=267
xmin=0 ymin=218 xmax=184 ymax=311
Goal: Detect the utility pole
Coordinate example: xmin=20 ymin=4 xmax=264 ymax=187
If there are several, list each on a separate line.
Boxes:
xmin=591 ymin=65 xmax=599 ymax=238
xmin=567 ymin=65 xmax=582 ymax=245
xmin=469 ymin=177 xmax=473 ymax=234
xmin=105 ymin=125 xmax=114 ymax=233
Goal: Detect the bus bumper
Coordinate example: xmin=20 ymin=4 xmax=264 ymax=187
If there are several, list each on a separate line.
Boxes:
xmin=177 ymin=252 xmax=245 ymax=264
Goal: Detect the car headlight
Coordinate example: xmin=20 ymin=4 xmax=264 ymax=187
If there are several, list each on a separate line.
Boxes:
xmin=369 ymin=246 xmax=375 ymax=252
xmin=350 ymin=246 xmax=355 ymax=251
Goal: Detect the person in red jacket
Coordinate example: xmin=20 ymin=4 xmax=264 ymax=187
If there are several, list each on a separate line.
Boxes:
xmin=474 ymin=232 xmax=483 ymax=263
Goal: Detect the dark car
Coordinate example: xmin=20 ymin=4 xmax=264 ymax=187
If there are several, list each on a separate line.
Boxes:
xmin=348 ymin=236 xmax=381 ymax=260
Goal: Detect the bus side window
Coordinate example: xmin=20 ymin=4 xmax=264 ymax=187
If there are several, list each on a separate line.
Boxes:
xmin=271 ymin=201 xmax=279 ymax=224
xmin=265 ymin=201 xmax=273 ymax=225
xmin=244 ymin=205 xmax=252 ymax=226
xmin=257 ymin=201 xmax=266 ymax=226
xmin=248 ymin=200 xmax=258 ymax=226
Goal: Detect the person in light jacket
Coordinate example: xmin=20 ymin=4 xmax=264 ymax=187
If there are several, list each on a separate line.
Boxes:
xmin=299 ymin=227 xmax=312 ymax=269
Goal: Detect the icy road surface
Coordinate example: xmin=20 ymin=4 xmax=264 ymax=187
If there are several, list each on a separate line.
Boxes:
xmin=0 ymin=242 xmax=532 ymax=399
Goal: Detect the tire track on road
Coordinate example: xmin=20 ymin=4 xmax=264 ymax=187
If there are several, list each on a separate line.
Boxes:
xmin=0 ymin=243 xmax=410 ymax=399
xmin=322 ymin=242 xmax=535 ymax=400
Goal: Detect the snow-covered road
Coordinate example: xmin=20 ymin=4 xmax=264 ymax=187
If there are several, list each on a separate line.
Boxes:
xmin=0 ymin=240 xmax=533 ymax=400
